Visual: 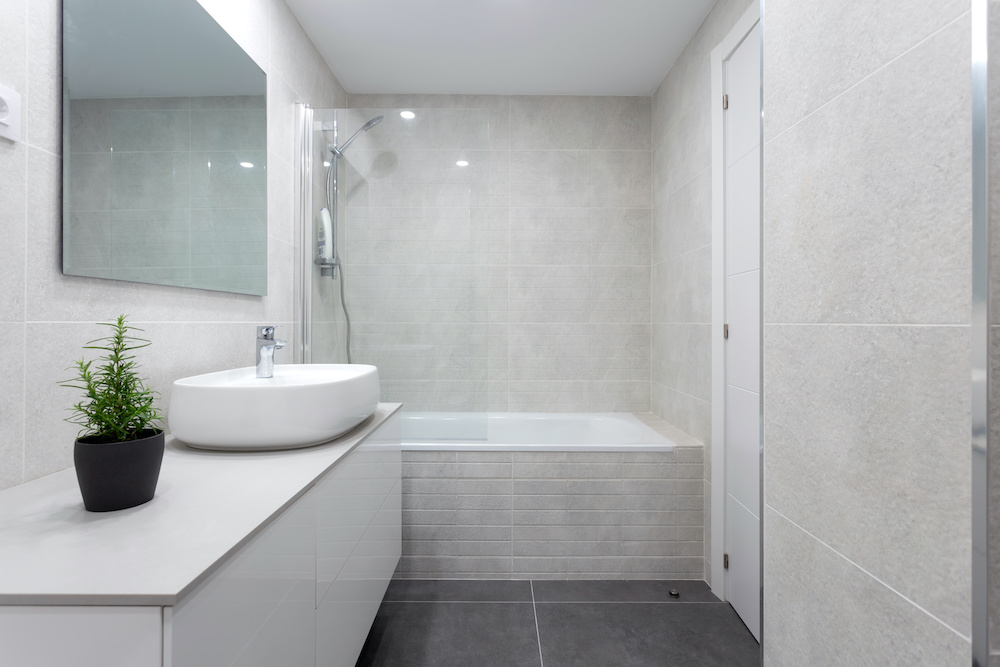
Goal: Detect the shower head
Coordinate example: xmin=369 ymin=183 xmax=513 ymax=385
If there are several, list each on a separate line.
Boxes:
xmin=329 ymin=115 xmax=383 ymax=157
xmin=360 ymin=115 xmax=384 ymax=132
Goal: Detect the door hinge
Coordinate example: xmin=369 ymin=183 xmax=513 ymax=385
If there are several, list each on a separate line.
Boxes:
xmin=724 ymin=553 xmax=730 ymax=569
xmin=723 ymin=323 xmax=729 ymax=339
xmin=723 ymin=93 xmax=729 ymax=110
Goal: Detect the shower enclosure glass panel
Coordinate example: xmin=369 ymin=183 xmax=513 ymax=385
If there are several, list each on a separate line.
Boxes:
xmin=302 ymin=107 xmax=490 ymax=432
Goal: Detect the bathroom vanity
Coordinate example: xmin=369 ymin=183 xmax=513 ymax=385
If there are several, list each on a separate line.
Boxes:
xmin=0 ymin=404 xmax=402 ymax=667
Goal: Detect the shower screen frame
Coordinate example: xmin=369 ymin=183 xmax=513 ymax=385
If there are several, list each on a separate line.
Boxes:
xmin=972 ymin=0 xmax=990 ymax=664
xmin=294 ymin=102 xmax=314 ymax=364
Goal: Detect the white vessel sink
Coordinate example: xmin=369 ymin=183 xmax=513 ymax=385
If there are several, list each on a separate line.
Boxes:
xmin=168 ymin=364 xmax=380 ymax=451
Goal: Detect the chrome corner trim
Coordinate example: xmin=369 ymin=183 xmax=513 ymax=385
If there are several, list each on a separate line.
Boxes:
xmin=759 ymin=0 xmax=766 ymax=661
xmin=294 ymin=102 xmax=315 ymax=365
xmin=972 ymin=0 xmax=989 ymax=663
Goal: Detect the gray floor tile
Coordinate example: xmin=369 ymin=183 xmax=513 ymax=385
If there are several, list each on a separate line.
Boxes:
xmin=385 ymin=579 xmax=533 ymax=602
xmin=531 ymin=579 xmax=717 ymax=603
xmin=356 ymin=601 xmax=541 ymax=667
xmin=535 ymin=602 xmax=759 ymax=667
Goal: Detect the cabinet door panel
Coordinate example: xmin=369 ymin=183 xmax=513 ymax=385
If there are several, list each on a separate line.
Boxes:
xmin=167 ymin=494 xmax=316 ymax=667
xmin=316 ymin=413 xmax=401 ymax=667
xmin=0 ymin=606 xmax=161 ymax=667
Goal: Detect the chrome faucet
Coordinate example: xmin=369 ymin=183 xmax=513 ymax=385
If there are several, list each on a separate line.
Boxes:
xmin=256 ymin=326 xmax=286 ymax=378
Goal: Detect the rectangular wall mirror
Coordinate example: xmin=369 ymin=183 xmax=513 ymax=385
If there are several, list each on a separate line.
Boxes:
xmin=62 ymin=0 xmax=267 ymax=296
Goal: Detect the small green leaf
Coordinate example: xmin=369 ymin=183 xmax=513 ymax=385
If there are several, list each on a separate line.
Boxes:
xmin=59 ymin=314 xmax=162 ymax=442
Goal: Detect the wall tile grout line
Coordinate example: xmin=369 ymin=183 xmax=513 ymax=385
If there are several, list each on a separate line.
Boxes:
xmin=762 ymin=10 xmax=970 ymax=148
xmin=766 ymin=504 xmax=971 ymax=643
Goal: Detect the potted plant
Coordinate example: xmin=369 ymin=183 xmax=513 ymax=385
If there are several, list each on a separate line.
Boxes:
xmin=61 ymin=315 xmax=164 ymax=512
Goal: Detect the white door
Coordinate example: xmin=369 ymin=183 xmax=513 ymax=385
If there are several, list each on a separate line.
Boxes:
xmin=723 ymin=21 xmax=761 ymax=641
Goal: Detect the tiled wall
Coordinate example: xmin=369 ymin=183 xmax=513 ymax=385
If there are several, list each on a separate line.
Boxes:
xmin=398 ymin=445 xmax=703 ymax=580
xmin=65 ymin=95 xmax=267 ymax=294
xmin=333 ymin=106 xmax=492 ymax=409
xmin=649 ymin=0 xmax=755 ymax=584
xmin=763 ymin=1 xmax=971 ymax=663
xmin=345 ymin=95 xmax=652 ymax=413
xmin=0 ymin=0 xmax=346 ymax=491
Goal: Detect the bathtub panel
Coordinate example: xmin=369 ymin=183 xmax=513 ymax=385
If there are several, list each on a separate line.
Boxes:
xmin=398 ymin=413 xmax=703 ymax=579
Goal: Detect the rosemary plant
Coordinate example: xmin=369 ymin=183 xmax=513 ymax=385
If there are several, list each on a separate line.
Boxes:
xmin=61 ymin=315 xmax=162 ymax=443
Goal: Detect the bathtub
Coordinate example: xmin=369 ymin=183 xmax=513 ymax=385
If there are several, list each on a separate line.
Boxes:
xmin=401 ymin=412 xmax=674 ymax=452
xmin=398 ymin=412 xmax=702 ymax=580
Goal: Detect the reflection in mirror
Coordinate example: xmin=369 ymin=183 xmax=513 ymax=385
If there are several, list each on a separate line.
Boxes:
xmin=62 ymin=0 xmax=267 ymax=296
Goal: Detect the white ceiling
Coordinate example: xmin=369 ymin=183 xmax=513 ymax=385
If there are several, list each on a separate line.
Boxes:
xmin=284 ymin=0 xmax=718 ymax=97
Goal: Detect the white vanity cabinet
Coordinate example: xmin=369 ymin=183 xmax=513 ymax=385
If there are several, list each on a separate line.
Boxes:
xmin=0 ymin=405 xmax=401 ymax=667
xmin=316 ymin=412 xmax=401 ymax=667
xmin=166 ymin=411 xmax=401 ymax=667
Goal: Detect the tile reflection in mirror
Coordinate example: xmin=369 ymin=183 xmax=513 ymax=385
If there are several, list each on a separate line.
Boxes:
xmin=62 ymin=0 xmax=267 ymax=296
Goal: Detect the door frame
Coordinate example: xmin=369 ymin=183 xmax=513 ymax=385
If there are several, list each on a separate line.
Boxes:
xmin=710 ymin=0 xmax=762 ymax=625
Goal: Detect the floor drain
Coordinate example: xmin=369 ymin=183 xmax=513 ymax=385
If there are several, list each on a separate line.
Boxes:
xmin=669 ymin=589 xmax=680 ymax=598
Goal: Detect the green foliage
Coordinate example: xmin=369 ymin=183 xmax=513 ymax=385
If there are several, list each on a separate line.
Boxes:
xmin=60 ymin=315 xmax=162 ymax=443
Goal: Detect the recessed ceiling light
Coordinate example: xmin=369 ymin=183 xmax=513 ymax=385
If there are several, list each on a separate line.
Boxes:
xmin=456 ymin=160 xmax=469 ymax=167
xmin=400 ymin=110 xmax=416 ymax=119
xmin=240 ymin=161 xmax=254 ymax=168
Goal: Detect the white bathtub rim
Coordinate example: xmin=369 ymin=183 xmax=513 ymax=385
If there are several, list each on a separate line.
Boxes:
xmin=401 ymin=412 xmax=676 ymax=452
xmin=401 ymin=442 xmax=675 ymax=452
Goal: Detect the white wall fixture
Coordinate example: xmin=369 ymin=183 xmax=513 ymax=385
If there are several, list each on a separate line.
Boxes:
xmin=0 ymin=82 xmax=22 ymax=142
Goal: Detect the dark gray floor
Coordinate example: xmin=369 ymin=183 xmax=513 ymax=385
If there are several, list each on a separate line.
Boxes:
xmin=356 ymin=580 xmax=759 ymax=667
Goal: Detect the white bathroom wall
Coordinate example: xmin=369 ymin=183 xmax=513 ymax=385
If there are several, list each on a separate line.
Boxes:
xmin=345 ymin=94 xmax=652 ymax=413
xmin=763 ymin=1 xmax=971 ymax=663
xmin=0 ymin=0 xmax=346 ymax=491
xmin=649 ymin=0 xmax=756 ymax=584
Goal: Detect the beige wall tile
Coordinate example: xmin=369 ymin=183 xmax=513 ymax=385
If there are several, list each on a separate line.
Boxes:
xmin=652 ymin=167 xmax=711 ymax=264
xmin=652 ymin=323 xmax=711 ymax=402
xmin=764 ymin=508 xmax=970 ymax=666
xmin=652 ymin=246 xmax=712 ymax=324
xmin=651 ymin=383 xmax=710 ymax=446
xmin=763 ymin=0 xmax=967 ymax=142
xmin=0 ymin=324 xmax=25 ymax=491
xmin=654 ymin=94 xmax=711 ymax=201
xmin=765 ymin=323 xmax=970 ymax=634
xmin=509 ymin=96 xmax=597 ymax=150
xmin=25 ymin=0 xmax=61 ymax=156
xmin=764 ymin=17 xmax=971 ymax=326
xmin=266 ymin=70 xmax=298 ymax=167
xmin=0 ymin=0 xmax=27 ymax=94
xmin=0 ymin=143 xmax=26 ymax=322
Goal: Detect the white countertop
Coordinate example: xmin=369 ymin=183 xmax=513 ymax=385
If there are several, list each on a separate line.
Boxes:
xmin=0 ymin=403 xmax=402 ymax=607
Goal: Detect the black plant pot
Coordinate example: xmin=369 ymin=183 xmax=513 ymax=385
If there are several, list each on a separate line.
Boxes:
xmin=74 ymin=429 xmax=165 ymax=512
